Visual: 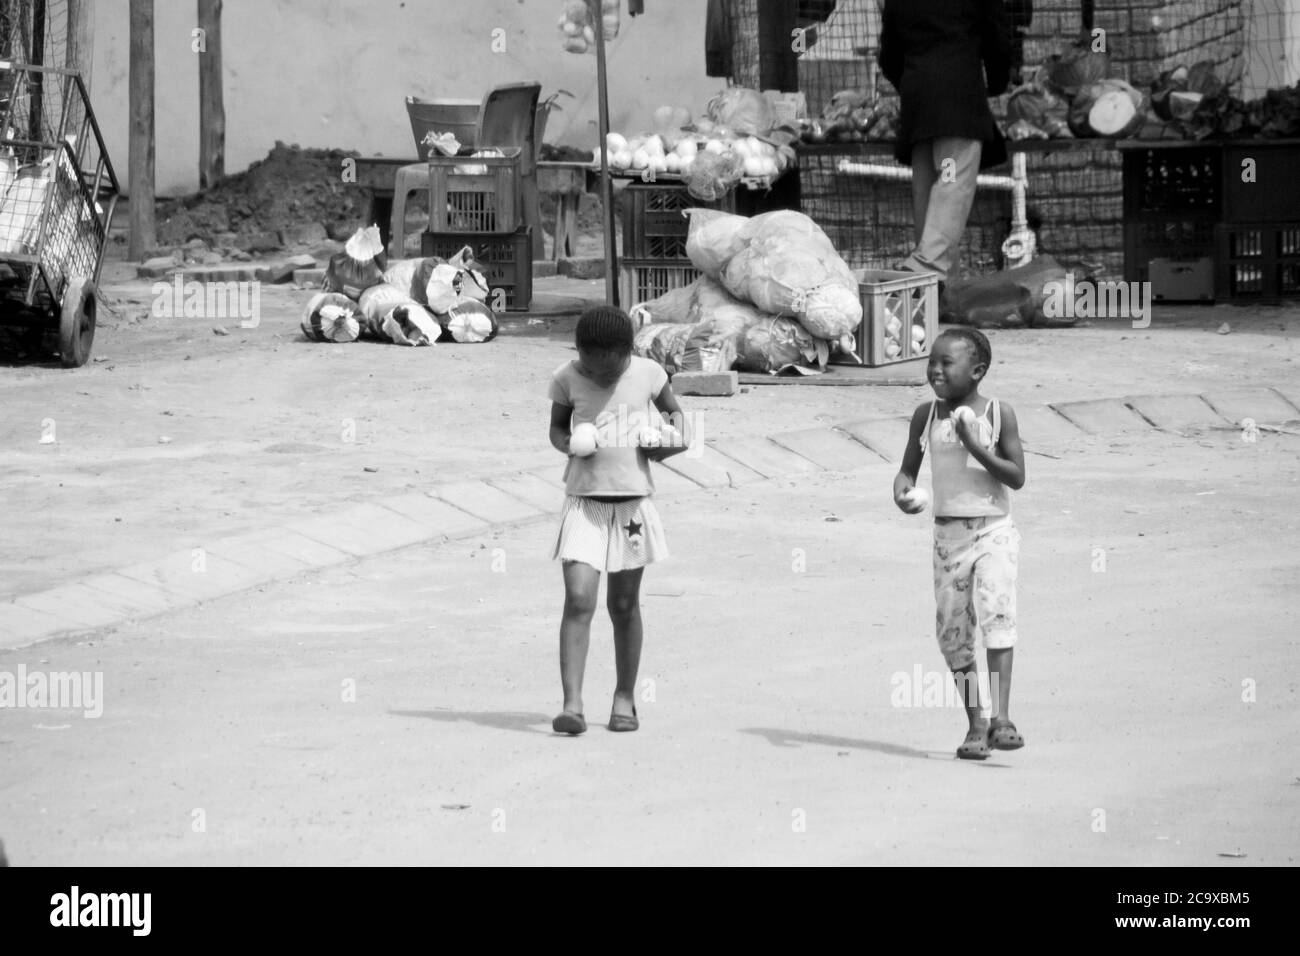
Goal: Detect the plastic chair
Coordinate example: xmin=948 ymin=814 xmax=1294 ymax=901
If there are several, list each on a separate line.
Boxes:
xmin=390 ymin=82 xmax=543 ymax=259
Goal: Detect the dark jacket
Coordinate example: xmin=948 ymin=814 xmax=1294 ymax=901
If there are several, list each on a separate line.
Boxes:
xmin=878 ymin=0 xmax=1012 ymax=170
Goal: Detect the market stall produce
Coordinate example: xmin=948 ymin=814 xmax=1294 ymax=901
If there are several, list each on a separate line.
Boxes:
xmin=302 ymin=226 xmax=500 ymax=347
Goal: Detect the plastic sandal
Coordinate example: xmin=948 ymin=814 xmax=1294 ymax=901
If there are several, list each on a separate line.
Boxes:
xmin=956 ymin=724 xmax=991 ymax=760
xmin=552 ymin=712 xmax=586 ymax=735
xmin=989 ymin=718 xmax=1025 ymax=750
xmin=607 ymin=705 xmax=638 ymax=733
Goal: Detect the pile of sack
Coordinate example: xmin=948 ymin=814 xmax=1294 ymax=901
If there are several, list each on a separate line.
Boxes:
xmin=632 ymin=209 xmax=862 ymax=374
xmin=301 ymin=225 xmax=500 ymax=347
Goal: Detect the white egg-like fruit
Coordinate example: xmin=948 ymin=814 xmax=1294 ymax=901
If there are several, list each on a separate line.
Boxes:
xmin=570 ymin=423 xmax=599 ymax=457
xmin=902 ymin=487 xmax=930 ymax=511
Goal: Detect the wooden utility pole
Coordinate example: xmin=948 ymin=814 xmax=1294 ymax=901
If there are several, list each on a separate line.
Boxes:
xmin=66 ymin=0 xmax=94 ymax=87
xmin=128 ymin=0 xmax=155 ymax=260
xmin=197 ymin=0 xmax=224 ymax=189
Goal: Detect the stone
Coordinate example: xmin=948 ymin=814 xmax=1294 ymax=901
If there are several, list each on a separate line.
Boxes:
xmin=671 ymin=370 xmax=739 ymax=396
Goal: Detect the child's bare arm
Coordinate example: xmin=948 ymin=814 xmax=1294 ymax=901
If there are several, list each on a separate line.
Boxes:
xmin=644 ymin=382 xmax=690 ymax=461
xmin=894 ymin=403 xmax=929 ymax=512
xmin=956 ymin=402 xmax=1026 ymax=490
xmin=549 ymin=401 xmax=574 ymax=456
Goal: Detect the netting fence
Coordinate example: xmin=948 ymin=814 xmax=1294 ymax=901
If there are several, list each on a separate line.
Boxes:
xmin=725 ymin=1 xmax=1298 ymax=280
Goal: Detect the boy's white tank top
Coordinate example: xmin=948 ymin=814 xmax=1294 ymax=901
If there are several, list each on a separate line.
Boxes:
xmin=920 ymin=399 xmax=1011 ymax=518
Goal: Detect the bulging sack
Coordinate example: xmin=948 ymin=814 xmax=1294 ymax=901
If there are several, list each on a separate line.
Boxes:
xmin=358 ymin=283 xmax=439 ymax=346
xmin=301 ymin=292 xmax=362 ymax=343
xmin=685 ymin=209 xmax=749 ymax=278
xmin=633 ymin=322 xmax=694 ymax=374
xmin=445 ymin=299 xmax=499 ymax=343
xmin=734 ymin=317 xmax=826 ymax=373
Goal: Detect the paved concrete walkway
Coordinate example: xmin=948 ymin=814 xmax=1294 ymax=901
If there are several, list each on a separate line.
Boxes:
xmin=2 ymin=385 xmax=1295 ymax=649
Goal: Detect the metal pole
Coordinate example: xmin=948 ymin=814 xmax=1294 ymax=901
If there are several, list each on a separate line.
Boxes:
xmin=592 ymin=1 xmax=617 ymax=306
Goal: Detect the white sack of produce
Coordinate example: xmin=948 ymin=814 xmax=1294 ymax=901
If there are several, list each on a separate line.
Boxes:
xmin=382 ymin=257 xmax=421 ymax=295
xmin=1068 ymin=79 xmax=1148 ymax=138
xmin=300 ymin=292 xmax=362 ymax=343
xmin=686 ymin=150 xmax=745 ymax=202
xmin=445 ymin=299 xmax=499 ymax=343
xmin=728 ymin=213 xmax=862 ymax=340
xmin=631 ymin=279 xmax=699 ymax=324
xmin=634 ymin=322 xmax=694 ymax=375
xmin=685 ymin=209 xmax=750 ymax=278
xmin=358 ymin=283 xmax=439 ymax=346
xmin=735 ymin=317 xmax=828 ymax=374
xmin=687 ymin=276 xmax=769 ymax=334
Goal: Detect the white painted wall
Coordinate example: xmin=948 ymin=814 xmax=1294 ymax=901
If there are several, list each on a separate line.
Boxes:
xmin=1243 ymin=0 xmax=1300 ymax=96
xmin=93 ymin=0 xmax=722 ymax=196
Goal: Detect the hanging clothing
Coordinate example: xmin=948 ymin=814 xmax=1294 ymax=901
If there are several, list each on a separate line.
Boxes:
xmin=705 ymin=0 xmax=732 ymax=78
xmin=878 ymin=0 xmax=1012 ymax=171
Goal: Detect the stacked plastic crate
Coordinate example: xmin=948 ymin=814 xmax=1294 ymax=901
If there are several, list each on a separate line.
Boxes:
xmin=421 ymin=148 xmax=533 ymax=311
xmin=1121 ymin=142 xmax=1221 ymax=301
xmin=1121 ymin=139 xmax=1300 ymax=302
xmin=618 ymin=181 xmax=735 ymax=309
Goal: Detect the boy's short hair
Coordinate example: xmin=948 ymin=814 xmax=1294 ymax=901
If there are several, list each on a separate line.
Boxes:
xmin=937 ymin=327 xmax=992 ymax=369
xmin=575 ymin=306 xmax=635 ymax=355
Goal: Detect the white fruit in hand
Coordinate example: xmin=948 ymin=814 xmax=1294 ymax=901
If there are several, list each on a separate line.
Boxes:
xmin=638 ymin=426 xmax=662 ymax=448
xmin=955 ymin=406 xmax=976 ymax=426
xmin=901 ymin=487 xmax=930 ymax=512
xmin=570 ymin=423 xmax=599 ymax=457
xmin=658 ymin=423 xmax=683 ymax=447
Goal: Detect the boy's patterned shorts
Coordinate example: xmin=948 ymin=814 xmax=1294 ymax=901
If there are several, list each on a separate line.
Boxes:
xmin=933 ymin=515 xmax=1020 ymax=670
xmin=552 ymin=496 xmax=668 ymax=572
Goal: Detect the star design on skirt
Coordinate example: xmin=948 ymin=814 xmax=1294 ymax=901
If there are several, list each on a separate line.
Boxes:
xmin=624 ymin=518 xmax=642 ymax=540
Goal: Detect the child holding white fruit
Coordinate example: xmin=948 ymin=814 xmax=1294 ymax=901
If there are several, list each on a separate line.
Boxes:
xmin=894 ymin=327 xmax=1027 ymax=760
xmin=547 ymin=306 xmax=691 ymax=735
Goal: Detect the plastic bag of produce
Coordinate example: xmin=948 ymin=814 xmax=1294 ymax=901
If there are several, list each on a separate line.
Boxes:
xmin=734 ymin=317 xmax=826 ymax=373
xmin=1068 ymin=79 xmax=1147 ymax=138
xmin=685 ymin=209 xmax=749 ymax=277
xmin=300 ymin=292 xmax=361 ymax=343
xmin=1045 ymin=45 xmax=1111 ymax=98
xmin=705 ymin=87 xmax=776 ymax=136
xmin=445 ymin=299 xmax=499 ymax=343
xmin=323 ymin=225 xmax=388 ymax=299
xmin=633 ymin=322 xmax=694 ymax=374
xmin=686 ymin=149 xmax=744 ymax=202
xmin=1006 ymin=85 xmax=1071 ymax=138
xmin=632 ymin=278 xmax=700 ymax=323
xmin=358 ymin=283 xmax=439 ymax=346
xmin=723 ymin=235 xmax=862 ymax=339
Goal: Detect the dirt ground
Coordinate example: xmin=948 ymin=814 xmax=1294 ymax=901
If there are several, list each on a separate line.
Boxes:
xmin=1 ymin=251 xmax=1298 ymax=865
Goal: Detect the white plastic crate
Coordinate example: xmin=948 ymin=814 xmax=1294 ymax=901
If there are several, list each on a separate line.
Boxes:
xmin=832 ymin=269 xmax=939 ymax=367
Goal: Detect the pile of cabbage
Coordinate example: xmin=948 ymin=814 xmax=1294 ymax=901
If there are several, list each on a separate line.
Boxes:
xmin=632 ymin=210 xmax=863 ymax=374
xmin=1004 ymin=40 xmax=1148 ymax=140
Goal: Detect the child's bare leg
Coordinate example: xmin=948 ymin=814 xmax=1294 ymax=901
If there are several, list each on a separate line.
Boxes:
xmin=559 ymin=560 xmax=601 ymax=715
xmin=606 ymin=567 xmax=644 ymax=718
xmin=987 ymin=647 xmax=1013 ymax=719
xmin=951 ymin=662 xmax=989 ymax=732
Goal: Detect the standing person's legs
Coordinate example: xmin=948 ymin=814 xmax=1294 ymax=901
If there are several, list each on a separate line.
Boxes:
xmin=556 ymin=559 xmax=600 ymax=733
xmin=909 ymin=140 xmax=937 ymax=247
xmin=901 ymin=136 xmax=982 ymax=280
xmin=606 ymin=567 xmax=644 ymax=727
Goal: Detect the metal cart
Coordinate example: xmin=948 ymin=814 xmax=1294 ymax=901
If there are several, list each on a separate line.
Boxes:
xmin=0 ymin=60 xmax=118 ymax=367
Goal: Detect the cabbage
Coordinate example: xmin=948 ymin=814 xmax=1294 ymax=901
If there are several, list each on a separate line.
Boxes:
xmin=1068 ymin=79 xmax=1147 ymax=138
xmin=705 ymin=87 xmax=776 ymax=136
xmin=1046 ymin=47 xmax=1111 ymax=98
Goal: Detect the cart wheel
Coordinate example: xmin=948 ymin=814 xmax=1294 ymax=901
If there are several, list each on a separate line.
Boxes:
xmin=58 ymin=277 xmax=96 ymax=368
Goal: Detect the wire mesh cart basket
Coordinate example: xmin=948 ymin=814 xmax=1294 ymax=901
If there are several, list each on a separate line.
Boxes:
xmin=0 ymin=60 xmax=118 ymax=367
